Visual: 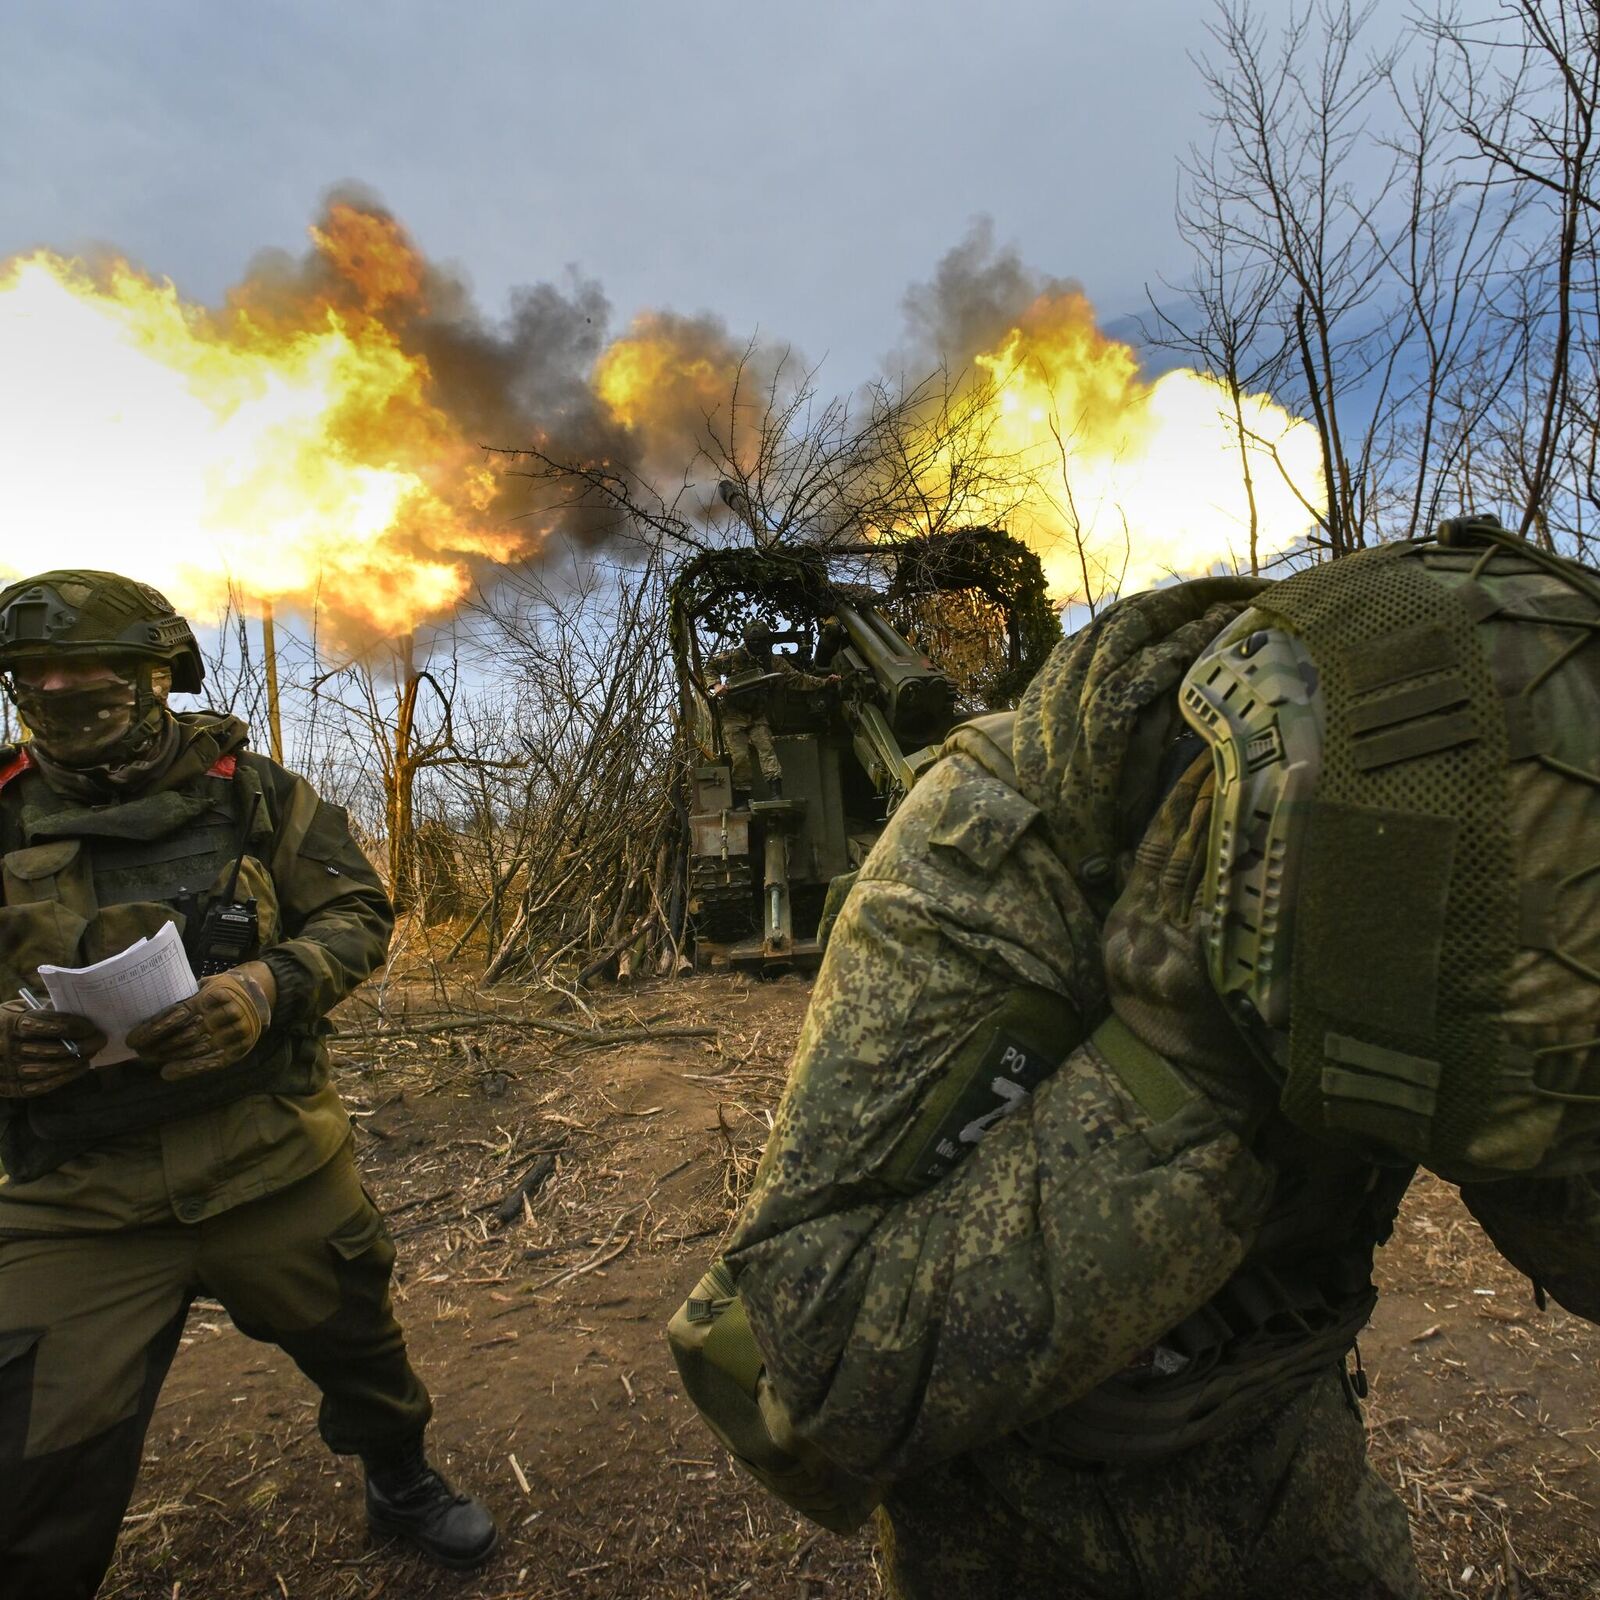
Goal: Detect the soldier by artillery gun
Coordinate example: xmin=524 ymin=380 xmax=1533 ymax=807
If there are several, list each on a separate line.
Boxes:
xmin=703 ymin=618 xmax=839 ymax=799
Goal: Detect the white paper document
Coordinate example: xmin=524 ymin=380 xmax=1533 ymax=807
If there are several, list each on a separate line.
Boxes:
xmin=38 ymin=921 xmax=199 ymax=1066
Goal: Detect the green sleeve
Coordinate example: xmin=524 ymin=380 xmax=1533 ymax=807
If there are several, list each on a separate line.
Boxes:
xmin=248 ymin=756 xmax=395 ymax=1021
xmin=1459 ymin=1173 xmax=1600 ymax=1323
xmin=722 ymin=754 xmax=1270 ymax=1480
xmin=782 ymin=666 xmax=832 ymax=689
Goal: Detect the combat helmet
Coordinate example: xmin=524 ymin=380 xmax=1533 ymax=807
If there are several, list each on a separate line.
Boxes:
xmin=0 ymin=571 xmax=203 ymax=693
xmin=1180 ymin=516 xmax=1600 ymax=1180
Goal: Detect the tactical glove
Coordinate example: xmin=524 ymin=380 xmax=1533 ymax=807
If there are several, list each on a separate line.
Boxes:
xmin=0 ymin=1000 xmax=103 ymax=1097
xmin=127 ymin=960 xmax=276 ymax=1080
xmin=1100 ymin=753 xmax=1271 ymax=1125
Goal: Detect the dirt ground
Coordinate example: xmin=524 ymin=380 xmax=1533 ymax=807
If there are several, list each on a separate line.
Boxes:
xmin=101 ymin=973 xmax=1600 ymax=1600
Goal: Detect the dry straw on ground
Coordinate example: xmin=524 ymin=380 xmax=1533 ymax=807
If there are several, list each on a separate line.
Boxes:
xmin=102 ymin=973 xmax=1600 ymax=1599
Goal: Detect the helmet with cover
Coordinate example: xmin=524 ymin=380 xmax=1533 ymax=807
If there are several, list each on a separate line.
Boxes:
xmin=1180 ymin=518 xmax=1600 ymax=1180
xmin=0 ymin=571 xmax=203 ymax=780
xmin=0 ymin=571 xmax=203 ymax=693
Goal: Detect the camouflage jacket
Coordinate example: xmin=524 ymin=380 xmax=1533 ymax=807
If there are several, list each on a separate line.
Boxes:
xmin=723 ymin=580 xmax=1293 ymax=1480
xmin=0 ymin=710 xmax=393 ymax=1190
xmin=725 ymin=575 xmax=1600 ymax=1496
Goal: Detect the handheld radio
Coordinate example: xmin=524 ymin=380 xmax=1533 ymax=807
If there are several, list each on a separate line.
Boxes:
xmin=194 ymin=790 xmax=263 ymax=977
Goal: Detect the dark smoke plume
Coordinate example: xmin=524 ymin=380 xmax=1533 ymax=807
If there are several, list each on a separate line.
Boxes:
xmin=893 ymin=216 xmax=1082 ymax=373
xmin=234 ymin=188 xmax=810 ymax=560
xmin=232 ymin=185 xmax=645 ymax=553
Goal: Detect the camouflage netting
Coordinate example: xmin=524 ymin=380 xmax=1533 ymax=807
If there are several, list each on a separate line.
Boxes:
xmin=667 ymin=545 xmax=834 ymax=689
xmin=667 ymin=529 xmax=1060 ymax=711
xmin=884 ymin=527 xmax=1062 ymax=707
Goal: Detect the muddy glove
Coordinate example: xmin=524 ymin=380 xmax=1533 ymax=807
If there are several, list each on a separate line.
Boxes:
xmin=127 ymin=961 xmax=276 ymax=1081
xmin=0 ymin=1001 xmax=103 ymax=1097
xmin=1100 ymin=754 xmax=1272 ymax=1127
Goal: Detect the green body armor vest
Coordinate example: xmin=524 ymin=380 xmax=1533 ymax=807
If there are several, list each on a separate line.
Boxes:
xmin=0 ymin=761 xmax=319 ymax=1180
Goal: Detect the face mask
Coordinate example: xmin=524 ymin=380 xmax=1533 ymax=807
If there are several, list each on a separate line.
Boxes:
xmin=14 ymin=676 xmax=140 ymax=767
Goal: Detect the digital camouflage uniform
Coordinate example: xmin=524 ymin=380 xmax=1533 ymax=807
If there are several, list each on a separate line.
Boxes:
xmin=0 ymin=708 xmax=430 ymax=1600
xmin=714 ymin=533 xmax=1600 ymax=1599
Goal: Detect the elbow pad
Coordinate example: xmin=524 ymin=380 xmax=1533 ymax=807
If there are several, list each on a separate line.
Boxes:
xmin=667 ymin=1258 xmax=882 ymax=1533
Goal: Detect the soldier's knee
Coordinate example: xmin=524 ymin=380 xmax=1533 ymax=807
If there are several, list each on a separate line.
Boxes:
xmin=225 ymin=1194 xmax=404 ymax=1354
xmin=0 ymin=1307 xmax=180 ymax=1464
xmin=0 ymin=1331 xmax=175 ymax=1600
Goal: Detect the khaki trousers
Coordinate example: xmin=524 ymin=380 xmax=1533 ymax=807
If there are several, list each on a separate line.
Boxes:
xmin=0 ymin=1148 xmax=431 ymax=1600
xmin=722 ymin=710 xmax=783 ymax=787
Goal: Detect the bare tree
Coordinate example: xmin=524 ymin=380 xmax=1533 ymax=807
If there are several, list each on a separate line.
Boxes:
xmin=1170 ymin=0 xmax=1595 ymax=557
xmin=459 ymin=548 xmax=685 ymax=984
xmin=1192 ymin=0 xmax=1411 ymax=555
xmin=1155 ymin=134 xmax=1292 ymax=574
xmin=1434 ymin=0 xmax=1600 ymax=550
xmin=193 ymin=586 xmax=273 ymax=728
xmin=496 ymin=353 xmax=1035 ymax=559
xmin=1370 ymin=33 xmax=1531 ymax=536
xmin=299 ymin=643 xmax=455 ymax=912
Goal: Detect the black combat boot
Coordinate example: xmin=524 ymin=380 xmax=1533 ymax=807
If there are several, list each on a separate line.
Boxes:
xmin=364 ymin=1437 xmax=499 ymax=1570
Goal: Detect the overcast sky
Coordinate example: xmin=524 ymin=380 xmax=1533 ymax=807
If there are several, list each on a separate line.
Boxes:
xmin=0 ymin=0 xmax=1257 ymax=385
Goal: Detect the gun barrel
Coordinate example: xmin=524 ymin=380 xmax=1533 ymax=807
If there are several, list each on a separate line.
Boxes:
xmin=833 ymin=602 xmax=956 ymax=741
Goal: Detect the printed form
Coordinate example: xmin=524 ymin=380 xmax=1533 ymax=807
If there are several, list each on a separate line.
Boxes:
xmin=38 ymin=921 xmax=199 ymax=1065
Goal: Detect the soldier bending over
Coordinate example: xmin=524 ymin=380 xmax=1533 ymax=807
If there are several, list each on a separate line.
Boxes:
xmin=674 ymin=519 xmax=1600 ymax=1599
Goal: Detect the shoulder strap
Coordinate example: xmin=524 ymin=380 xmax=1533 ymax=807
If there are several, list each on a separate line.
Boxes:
xmin=1090 ymin=1013 xmax=1197 ymax=1123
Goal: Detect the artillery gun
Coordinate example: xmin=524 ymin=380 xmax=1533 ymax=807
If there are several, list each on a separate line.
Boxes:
xmin=670 ymin=529 xmax=1057 ymax=971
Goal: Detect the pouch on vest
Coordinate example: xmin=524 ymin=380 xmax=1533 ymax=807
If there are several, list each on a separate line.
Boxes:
xmin=2 ymin=840 xmax=94 ymax=918
xmin=0 ymin=840 xmax=95 ymax=984
xmin=91 ymin=901 xmax=186 ymax=969
xmin=667 ymin=1258 xmax=881 ymax=1534
xmin=0 ymin=902 xmax=88 ymax=993
xmin=226 ymin=855 xmax=281 ymax=949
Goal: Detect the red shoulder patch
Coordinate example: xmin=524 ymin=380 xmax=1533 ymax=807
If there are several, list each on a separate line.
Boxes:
xmin=0 ymin=747 xmax=34 ymax=793
xmin=207 ymin=753 xmax=239 ymax=779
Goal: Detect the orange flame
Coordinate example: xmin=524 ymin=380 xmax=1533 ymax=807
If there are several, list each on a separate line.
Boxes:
xmin=307 ymin=204 xmax=427 ymax=313
xmin=963 ymin=291 xmax=1325 ymax=599
xmin=0 ymin=204 xmax=517 ymax=643
xmin=0 ymin=198 xmax=1324 ymax=644
xmin=594 ymin=313 xmax=730 ymax=429
xmin=594 ymin=287 xmax=1324 ymax=597
xmin=591 ymin=309 xmax=778 ymax=477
